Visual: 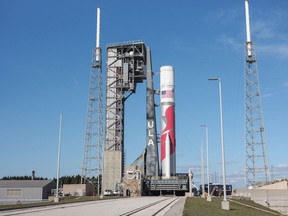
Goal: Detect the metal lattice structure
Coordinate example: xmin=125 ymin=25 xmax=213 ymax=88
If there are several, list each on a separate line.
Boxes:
xmin=81 ymin=46 xmax=103 ymax=194
xmin=102 ymin=41 xmax=147 ymax=191
xmin=244 ymin=42 xmax=271 ymax=188
xmin=244 ymin=0 xmax=271 ymax=189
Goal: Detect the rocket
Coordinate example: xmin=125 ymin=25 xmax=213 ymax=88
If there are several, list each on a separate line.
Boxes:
xmin=160 ymin=66 xmax=176 ymax=178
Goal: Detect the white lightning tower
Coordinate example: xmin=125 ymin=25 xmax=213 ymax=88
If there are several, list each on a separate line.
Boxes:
xmin=81 ymin=8 xmax=103 ymax=196
xmin=244 ymin=0 xmax=271 ymax=188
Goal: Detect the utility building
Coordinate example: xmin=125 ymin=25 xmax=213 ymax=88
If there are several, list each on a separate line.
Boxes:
xmin=0 ymin=180 xmax=55 ymax=203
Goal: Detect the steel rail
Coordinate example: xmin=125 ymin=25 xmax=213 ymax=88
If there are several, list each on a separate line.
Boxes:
xmin=119 ymin=197 xmax=179 ymax=216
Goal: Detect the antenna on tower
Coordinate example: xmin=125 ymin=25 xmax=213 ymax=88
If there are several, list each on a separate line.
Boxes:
xmin=245 ymin=0 xmax=252 ymax=57
xmin=244 ymin=0 xmax=271 ymax=188
xmin=81 ymin=7 xmax=103 ymax=196
xmin=96 ymin=8 xmax=101 ymax=61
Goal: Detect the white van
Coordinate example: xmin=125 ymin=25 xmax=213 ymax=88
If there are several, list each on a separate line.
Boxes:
xmin=103 ymin=189 xmax=113 ymax=196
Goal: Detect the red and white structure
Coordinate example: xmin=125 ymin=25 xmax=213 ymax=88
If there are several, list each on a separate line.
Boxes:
xmin=160 ymin=66 xmax=176 ymax=179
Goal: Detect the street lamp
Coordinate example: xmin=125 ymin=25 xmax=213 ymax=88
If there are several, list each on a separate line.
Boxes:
xmin=55 ymin=113 xmax=63 ymax=203
xmin=200 ymin=124 xmax=211 ymax=202
xmin=201 ymin=140 xmax=205 ymax=198
xmin=208 ymin=78 xmax=229 ymax=210
xmin=188 ymin=169 xmax=193 ymax=197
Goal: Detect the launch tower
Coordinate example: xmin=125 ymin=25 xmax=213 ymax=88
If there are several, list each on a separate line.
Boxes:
xmin=81 ymin=9 xmax=188 ymax=196
xmin=81 ymin=8 xmax=103 ymax=196
xmin=102 ymin=41 xmax=148 ymax=192
xmin=244 ymin=0 xmax=271 ymax=188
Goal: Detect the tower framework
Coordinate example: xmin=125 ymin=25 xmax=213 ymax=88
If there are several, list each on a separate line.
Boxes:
xmin=244 ymin=45 xmax=271 ymax=187
xmin=244 ymin=0 xmax=271 ymax=189
xmin=81 ymin=46 xmax=103 ymax=194
xmin=244 ymin=43 xmax=271 ymax=188
xmin=102 ymin=41 xmax=147 ymax=191
xmin=81 ymin=8 xmax=103 ymax=195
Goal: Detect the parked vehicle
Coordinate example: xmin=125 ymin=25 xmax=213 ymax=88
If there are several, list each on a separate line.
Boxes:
xmin=113 ymin=190 xmax=122 ymax=196
xmin=103 ymin=189 xmax=113 ymax=196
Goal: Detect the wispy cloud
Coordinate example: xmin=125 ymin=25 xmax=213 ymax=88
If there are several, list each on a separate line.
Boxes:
xmin=207 ymin=9 xmax=241 ymax=26
xmin=262 ymin=88 xmax=288 ymax=99
xmin=219 ymin=35 xmax=288 ymax=60
xmin=284 ymin=81 xmax=288 ymax=88
xmin=217 ymin=34 xmax=242 ymax=52
xmin=215 ymin=6 xmax=288 ymax=59
xmin=217 ymin=160 xmax=239 ymax=166
xmin=250 ymin=8 xmax=288 ymax=58
xmin=262 ymin=81 xmax=288 ymax=98
xmin=272 ymin=163 xmax=288 ymax=170
xmin=252 ymin=20 xmax=275 ymax=40
xmin=257 ymin=44 xmax=288 ymax=59
xmin=271 ymin=163 xmax=288 ymax=179
xmin=73 ymin=76 xmax=80 ymax=89
xmin=252 ymin=8 xmax=287 ymax=41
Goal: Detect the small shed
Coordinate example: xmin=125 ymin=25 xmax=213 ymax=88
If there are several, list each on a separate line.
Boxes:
xmin=63 ymin=184 xmax=94 ymax=196
xmin=0 ymin=180 xmax=56 ymax=203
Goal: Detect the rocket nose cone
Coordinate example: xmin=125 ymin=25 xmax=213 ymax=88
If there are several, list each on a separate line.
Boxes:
xmin=160 ymin=66 xmax=174 ymax=87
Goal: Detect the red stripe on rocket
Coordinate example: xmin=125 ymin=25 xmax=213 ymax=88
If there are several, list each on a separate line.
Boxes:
xmin=161 ymin=106 xmax=176 ymax=160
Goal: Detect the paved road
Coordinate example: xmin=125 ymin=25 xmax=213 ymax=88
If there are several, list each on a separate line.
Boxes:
xmin=0 ymin=196 xmax=185 ymax=216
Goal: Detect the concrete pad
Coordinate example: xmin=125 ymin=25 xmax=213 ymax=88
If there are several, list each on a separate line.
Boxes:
xmin=164 ymin=197 xmax=186 ymax=216
xmin=221 ymin=200 xmax=230 ymax=210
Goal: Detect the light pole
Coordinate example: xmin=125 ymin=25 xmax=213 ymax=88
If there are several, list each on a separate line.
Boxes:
xmin=201 ymin=140 xmax=205 ymax=198
xmin=188 ymin=169 xmax=193 ymax=197
xmin=200 ymin=124 xmax=211 ymax=201
xmin=55 ymin=113 xmax=63 ymax=203
xmin=208 ymin=78 xmax=229 ymax=210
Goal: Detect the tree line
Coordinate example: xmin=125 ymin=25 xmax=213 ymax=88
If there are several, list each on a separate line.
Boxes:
xmin=54 ymin=175 xmax=82 ymax=185
xmin=1 ymin=176 xmax=47 ymax=180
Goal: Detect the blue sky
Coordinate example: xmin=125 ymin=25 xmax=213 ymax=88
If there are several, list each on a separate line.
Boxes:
xmin=1 ymin=0 xmax=287 ymax=188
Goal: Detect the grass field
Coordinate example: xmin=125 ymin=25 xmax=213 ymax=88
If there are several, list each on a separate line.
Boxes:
xmin=183 ymin=197 xmax=282 ymax=216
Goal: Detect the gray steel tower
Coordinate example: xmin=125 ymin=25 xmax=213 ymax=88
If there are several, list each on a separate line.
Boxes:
xmin=102 ymin=41 xmax=147 ymax=192
xmin=244 ymin=0 xmax=271 ymax=188
xmin=145 ymin=47 xmax=159 ymax=178
xmin=81 ymin=8 xmax=103 ymax=196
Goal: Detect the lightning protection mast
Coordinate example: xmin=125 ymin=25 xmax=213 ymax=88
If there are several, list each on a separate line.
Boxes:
xmin=81 ymin=8 xmax=103 ymax=196
xmin=244 ymin=0 xmax=271 ymax=188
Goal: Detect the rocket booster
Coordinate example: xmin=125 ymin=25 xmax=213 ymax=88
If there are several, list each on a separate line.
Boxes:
xmin=160 ymin=66 xmax=176 ymax=178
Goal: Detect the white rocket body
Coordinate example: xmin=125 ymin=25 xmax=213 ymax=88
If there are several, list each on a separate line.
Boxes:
xmin=160 ymin=66 xmax=176 ymax=178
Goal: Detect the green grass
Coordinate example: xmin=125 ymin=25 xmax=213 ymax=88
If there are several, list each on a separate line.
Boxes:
xmin=183 ymin=197 xmax=282 ymax=216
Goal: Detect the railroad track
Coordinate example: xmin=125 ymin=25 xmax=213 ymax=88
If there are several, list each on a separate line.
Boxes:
xmin=119 ymin=197 xmax=180 ymax=216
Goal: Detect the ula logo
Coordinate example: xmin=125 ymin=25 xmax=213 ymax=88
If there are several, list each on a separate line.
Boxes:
xmin=147 ymin=120 xmax=155 ymax=146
